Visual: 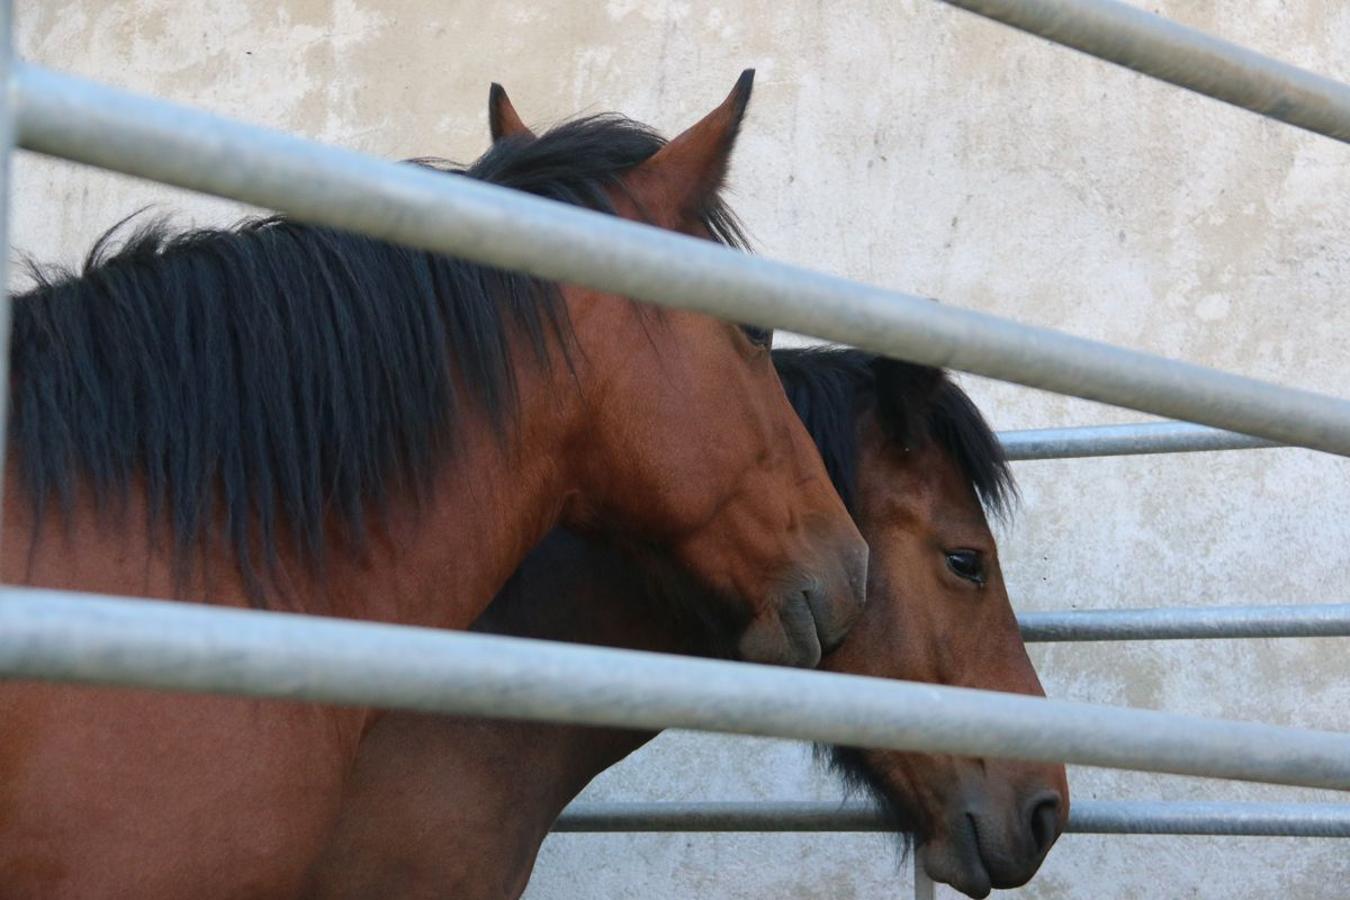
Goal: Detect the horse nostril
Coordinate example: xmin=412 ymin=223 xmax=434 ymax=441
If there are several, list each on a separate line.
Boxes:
xmin=1026 ymin=791 xmax=1062 ymax=856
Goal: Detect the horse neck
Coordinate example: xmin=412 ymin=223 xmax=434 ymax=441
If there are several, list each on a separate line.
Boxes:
xmin=449 ymin=717 xmax=654 ymax=876
xmin=351 ymin=530 xmax=713 ymax=891
xmin=311 ymin=706 xmax=655 ymax=899
xmin=315 ymin=530 xmax=729 ymax=894
xmin=322 ymin=370 xmax=587 ymax=631
xmin=0 ymin=301 xmax=594 ymax=629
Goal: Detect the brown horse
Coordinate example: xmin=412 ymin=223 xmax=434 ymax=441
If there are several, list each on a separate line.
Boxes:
xmin=0 ymin=76 xmax=867 ymax=897
xmin=307 ymin=348 xmax=1069 ymax=900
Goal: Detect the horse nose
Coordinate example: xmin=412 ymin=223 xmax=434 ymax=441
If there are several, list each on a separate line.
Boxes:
xmin=734 ymin=525 xmax=867 ymax=668
xmin=1024 ymin=789 xmax=1064 ymax=858
xmin=734 ymin=536 xmax=867 ymax=668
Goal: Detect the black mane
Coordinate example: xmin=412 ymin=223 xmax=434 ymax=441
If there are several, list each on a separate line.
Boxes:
xmin=11 ymin=114 xmax=745 ymax=597
xmin=772 ymin=347 xmax=1014 ymax=518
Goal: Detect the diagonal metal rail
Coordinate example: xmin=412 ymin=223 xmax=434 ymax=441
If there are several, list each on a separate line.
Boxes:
xmin=2 ymin=588 xmax=1350 ymax=791
xmin=936 ymin=0 xmax=1350 ymax=144
xmin=14 ymin=64 xmax=1350 ymax=457
xmin=998 ymin=421 xmax=1282 ymax=460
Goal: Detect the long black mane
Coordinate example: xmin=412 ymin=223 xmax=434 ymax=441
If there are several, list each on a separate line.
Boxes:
xmin=11 ymin=114 xmax=746 ymax=596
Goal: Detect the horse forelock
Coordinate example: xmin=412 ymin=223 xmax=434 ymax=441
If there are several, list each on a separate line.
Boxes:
xmin=771 ymin=347 xmax=1016 ymax=519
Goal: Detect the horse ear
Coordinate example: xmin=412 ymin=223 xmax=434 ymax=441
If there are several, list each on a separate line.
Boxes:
xmin=629 ymin=69 xmax=754 ymax=221
xmin=489 ymin=83 xmax=535 ymax=143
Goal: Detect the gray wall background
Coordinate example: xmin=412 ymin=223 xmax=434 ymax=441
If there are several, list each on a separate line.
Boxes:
xmin=16 ymin=2 xmax=1349 ymax=896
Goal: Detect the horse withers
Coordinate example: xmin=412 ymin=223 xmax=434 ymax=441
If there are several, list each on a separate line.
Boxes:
xmin=0 ymin=75 xmax=864 ymax=898
xmin=309 ymin=348 xmax=1069 ymax=900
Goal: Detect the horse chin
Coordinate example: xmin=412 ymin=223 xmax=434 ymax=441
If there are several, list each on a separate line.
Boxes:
xmin=817 ymin=746 xmax=1007 ymax=899
xmin=735 ymin=601 xmax=823 ymax=667
xmin=918 ymin=830 xmax=992 ymax=900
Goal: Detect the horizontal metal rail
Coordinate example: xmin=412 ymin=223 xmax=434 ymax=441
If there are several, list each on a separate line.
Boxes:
xmin=2 ymin=589 xmax=1350 ymax=790
xmin=999 ymin=421 xmax=1280 ymax=460
xmin=936 ymin=0 xmax=1350 ymax=144
xmin=553 ymin=800 xmax=1350 ymax=837
xmin=1018 ymin=603 xmax=1350 ymax=642
xmin=15 ymin=66 xmax=1350 ymax=458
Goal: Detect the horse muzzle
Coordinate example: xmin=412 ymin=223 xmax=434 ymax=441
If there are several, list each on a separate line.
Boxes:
xmin=735 ymin=537 xmax=868 ymax=668
xmin=919 ymin=786 xmax=1066 ymax=898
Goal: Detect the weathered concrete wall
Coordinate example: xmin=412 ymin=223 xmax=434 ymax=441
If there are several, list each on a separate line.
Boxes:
xmin=16 ymin=1 xmax=1350 ymax=897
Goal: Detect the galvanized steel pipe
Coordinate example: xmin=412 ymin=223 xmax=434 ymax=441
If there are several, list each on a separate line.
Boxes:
xmin=1069 ymin=801 xmax=1350 ymax=837
xmin=553 ymin=800 xmax=1350 ymax=837
xmin=1018 ymin=603 xmax=1350 ymax=642
xmin=1000 ymin=421 xmax=1280 ymax=460
xmin=2 ymin=589 xmax=1350 ymax=790
xmin=913 ymin=859 xmax=935 ymax=900
xmin=936 ymin=0 xmax=1350 ymax=144
xmin=15 ymin=66 xmax=1350 ymax=458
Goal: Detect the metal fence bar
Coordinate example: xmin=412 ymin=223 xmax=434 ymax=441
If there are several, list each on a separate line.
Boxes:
xmin=936 ymin=0 xmax=1350 ymax=144
xmin=552 ymin=801 xmax=1350 ymax=838
xmin=999 ymin=421 xmax=1281 ymax=460
xmin=1067 ymin=801 xmax=1350 ymax=837
xmin=2 ymin=589 xmax=1350 ymax=790
xmin=913 ymin=857 xmax=935 ymax=900
xmin=1018 ymin=603 xmax=1350 ymax=642
xmin=15 ymin=67 xmax=1350 ymax=458
xmin=557 ymin=801 xmax=888 ymax=833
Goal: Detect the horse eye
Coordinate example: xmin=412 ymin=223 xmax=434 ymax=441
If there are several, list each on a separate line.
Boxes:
xmin=945 ymin=549 xmax=985 ymax=585
xmin=740 ymin=325 xmax=772 ymax=348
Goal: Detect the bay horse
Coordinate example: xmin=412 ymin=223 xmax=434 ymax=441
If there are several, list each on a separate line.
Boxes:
xmin=307 ymin=348 xmax=1069 ymax=900
xmin=0 ymin=74 xmax=868 ymax=897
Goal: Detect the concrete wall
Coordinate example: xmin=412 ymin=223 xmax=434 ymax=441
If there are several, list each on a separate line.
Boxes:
xmin=16 ymin=1 xmax=1350 ymax=896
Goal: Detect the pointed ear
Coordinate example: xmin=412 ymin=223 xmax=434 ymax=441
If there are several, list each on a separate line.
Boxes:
xmin=489 ymin=82 xmax=535 ymax=143
xmin=629 ymin=69 xmax=754 ymax=220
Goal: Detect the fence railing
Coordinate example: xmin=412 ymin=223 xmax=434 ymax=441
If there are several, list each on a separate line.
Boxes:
xmin=554 ymin=800 xmax=1350 ymax=837
xmin=937 ymin=0 xmax=1350 ymax=144
xmin=998 ymin=421 xmax=1282 ymax=460
xmin=1017 ymin=602 xmax=1350 ymax=641
xmin=3 ymin=588 xmax=1348 ymax=791
xmin=3 ymin=0 xmax=1349 ymax=897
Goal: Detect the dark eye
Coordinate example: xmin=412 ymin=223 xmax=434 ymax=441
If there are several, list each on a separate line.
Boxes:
xmin=945 ymin=549 xmax=985 ymax=585
xmin=740 ymin=325 xmax=772 ymax=348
